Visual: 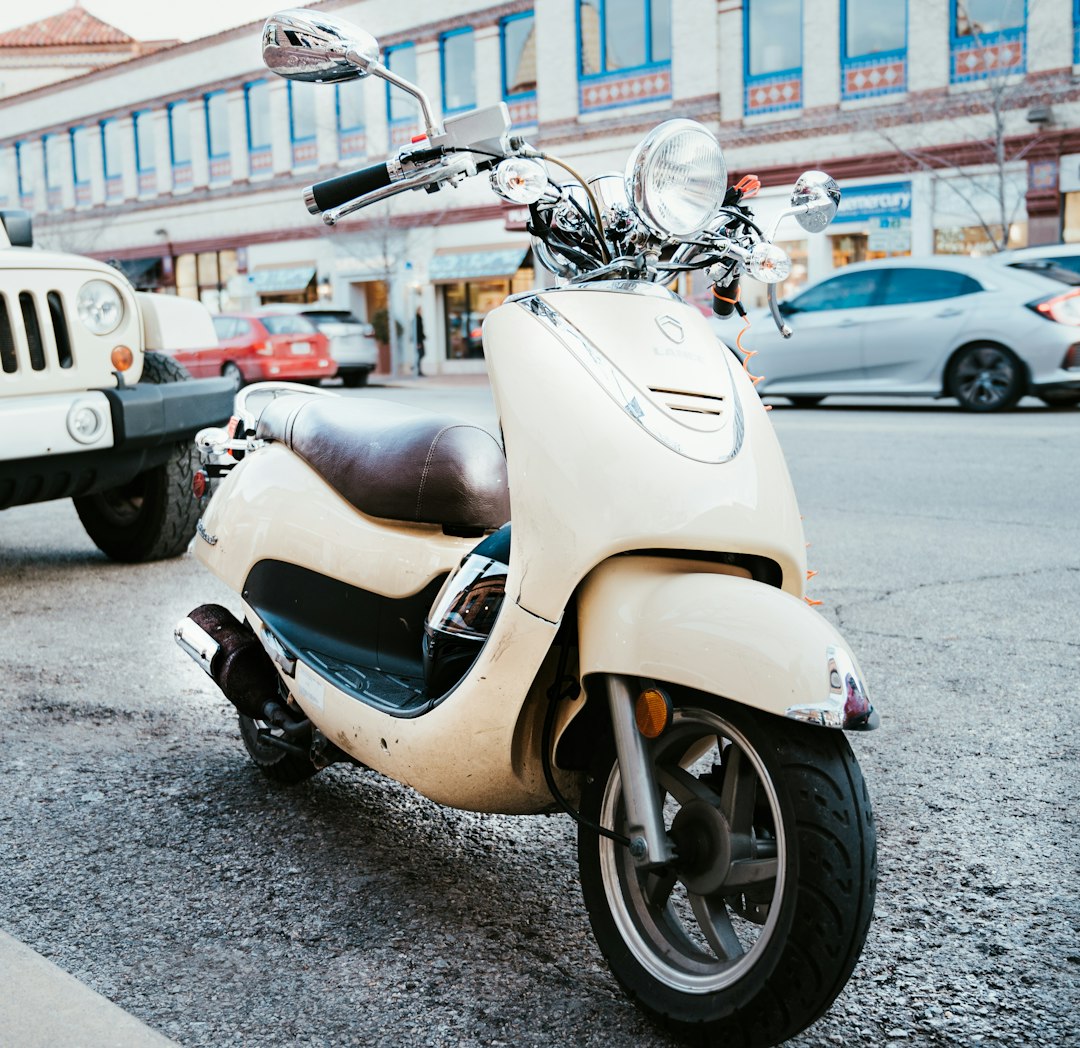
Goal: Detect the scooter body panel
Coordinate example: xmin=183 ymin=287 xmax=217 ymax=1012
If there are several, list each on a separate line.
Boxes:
xmin=576 ymin=555 xmax=868 ymax=721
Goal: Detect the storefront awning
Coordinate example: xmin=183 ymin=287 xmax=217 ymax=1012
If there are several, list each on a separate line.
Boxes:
xmin=428 ymin=246 xmax=530 ymax=283
xmin=248 ymin=266 xmax=316 ymax=293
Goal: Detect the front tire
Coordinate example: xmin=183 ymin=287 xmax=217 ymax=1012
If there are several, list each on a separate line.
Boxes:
xmin=73 ymin=352 xmax=201 ymax=562
xmin=578 ymin=697 xmax=875 ymax=1047
xmin=949 ymin=344 xmax=1025 ymax=412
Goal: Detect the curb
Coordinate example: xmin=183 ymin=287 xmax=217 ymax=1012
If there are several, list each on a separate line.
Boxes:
xmin=0 ymin=931 xmax=177 ymax=1048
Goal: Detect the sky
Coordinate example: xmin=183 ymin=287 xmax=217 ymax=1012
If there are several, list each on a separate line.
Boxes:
xmin=0 ymin=0 xmax=312 ymax=42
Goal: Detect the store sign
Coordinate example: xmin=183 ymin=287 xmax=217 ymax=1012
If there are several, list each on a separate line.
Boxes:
xmin=834 ymin=181 xmax=912 ymax=224
xmin=1059 ymin=154 xmax=1080 ymax=194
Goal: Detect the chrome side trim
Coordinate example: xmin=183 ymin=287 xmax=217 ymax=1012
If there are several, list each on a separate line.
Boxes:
xmin=174 ymin=617 xmax=219 ymax=677
xmin=517 ymin=295 xmax=744 ymax=465
xmin=786 ymin=645 xmax=879 ymax=731
xmin=260 ymin=625 xmax=296 ymax=676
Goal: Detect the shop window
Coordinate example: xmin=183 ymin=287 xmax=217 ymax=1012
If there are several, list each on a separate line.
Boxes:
xmin=386 ymin=43 xmax=419 ymax=143
xmin=245 ymin=81 xmax=272 ymax=175
xmin=441 ymin=28 xmax=476 ymax=114
xmin=70 ymin=126 xmax=92 ymax=206
xmin=337 ymin=80 xmax=366 ymax=159
xmin=842 ymin=0 xmax=906 ymax=100
xmin=1065 ymin=193 xmax=1080 ymax=243
xmin=101 ymin=118 xmax=123 ymax=202
xmin=176 ymin=249 xmax=238 ymax=311
xmin=951 ymin=0 xmax=1025 ymax=83
xmin=43 ymin=134 xmax=66 ymax=211
xmin=289 ymin=81 xmax=318 ymax=168
xmin=744 ymin=0 xmax=803 ymax=115
xmin=443 ymin=267 xmax=533 ymax=359
xmin=933 ymin=223 xmax=1027 ymax=254
xmin=169 ymin=101 xmax=192 ymax=189
xmin=205 ymin=91 xmax=231 ymax=183
xmin=134 ymin=111 xmax=156 ymax=195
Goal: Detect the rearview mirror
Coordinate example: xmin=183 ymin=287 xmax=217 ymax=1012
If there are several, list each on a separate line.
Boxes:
xmin=790 ymin=171 xmax=841 ymax=234
xmin=262 ymin=9 xmax=380 ymax=83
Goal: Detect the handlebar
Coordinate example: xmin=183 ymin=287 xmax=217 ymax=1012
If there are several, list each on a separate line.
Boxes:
xmin=304 ymin=161 xmax=395 ymax=214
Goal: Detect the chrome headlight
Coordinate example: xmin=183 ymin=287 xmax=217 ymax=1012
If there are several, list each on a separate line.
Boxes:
xmin=77 ymin=280 xmax=124 ymax=336
xmin=625 ymin=119 xmax=727 ymax=239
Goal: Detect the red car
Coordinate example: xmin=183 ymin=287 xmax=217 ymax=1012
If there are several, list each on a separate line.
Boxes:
xmin=173 ymin=312 xmax=337 ymax=388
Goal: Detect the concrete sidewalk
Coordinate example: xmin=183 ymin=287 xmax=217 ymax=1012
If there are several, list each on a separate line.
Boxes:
xmin=0 ymin=931 xmax=176 ymax=1047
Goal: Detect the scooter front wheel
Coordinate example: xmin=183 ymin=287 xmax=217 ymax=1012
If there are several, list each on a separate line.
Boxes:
xmin=578 ymin=697 xmax=875 ymax=1047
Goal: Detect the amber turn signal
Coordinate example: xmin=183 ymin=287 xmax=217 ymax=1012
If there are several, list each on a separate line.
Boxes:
xmin=111 ymin=345 xmax=134 ymax=371
xmin=635 ymin=687 xmax=672 ymax=739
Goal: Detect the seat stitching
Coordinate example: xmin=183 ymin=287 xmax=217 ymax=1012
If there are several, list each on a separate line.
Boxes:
xmin=415 ymin=424 xmax=503 ymax=521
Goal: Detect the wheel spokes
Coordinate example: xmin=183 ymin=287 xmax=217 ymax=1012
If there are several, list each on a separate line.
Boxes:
xmin=723 ymin=857 xmax=779 ymax=888
xmin=689 ymin=892 xmax=745 ymax=961
xmin=655 ymin=760 xmax=722 ymax=808
xmin=719 ymin=745 xmax=757 ymax=841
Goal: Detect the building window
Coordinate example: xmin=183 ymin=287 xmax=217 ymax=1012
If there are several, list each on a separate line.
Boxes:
xmin=501 ymin=12 xmax=537 ymax=127
xmin=70 ymin=126 xmax=93 ymax=206
xmin=386 ymin=43 xmax=418 ymax=146
xmin=842 ymin=0 xmax=907 ymax=100
xmin=336 ymin=80 xmax=366 ymax=159
xmin=951 ymin=0 xmax=1026 ymax=82
xmin=578 ymin=0 xmax=671 ymax=112
xmin=288 ymin=81 xmax=318 ymax=167
xmin=101 ymin=118 xmax=123 ymax=202
xmin=43 ymin=134 xmax=67 ymax=210
xmin=134 ymin=110 xmax=156 ymax=195
xmin=744 ymin=0 xmax=803 ymax=115
xmin=443 ymin=266 xmax=534 ymax=360
xmin=245 ymin=80 xmax=272 ymax=175
xmin=205 ymin=90 xmax=231 ymax=183
xmin=169 ymin=101 xmax=193 ymax=189
xmin=441 ymin=28 xmax=476 ymax=114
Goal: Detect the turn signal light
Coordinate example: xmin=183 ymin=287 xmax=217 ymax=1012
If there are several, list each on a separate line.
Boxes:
xmin=111 ymin=345 xmax=134 ymax=370
xmin=635 ymin=687 xmax=672 ymax=739
xmin=192 ymin=469 xmax=210 ymax=500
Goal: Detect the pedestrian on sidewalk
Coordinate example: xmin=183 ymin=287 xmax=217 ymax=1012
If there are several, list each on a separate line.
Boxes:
xmin=415 ymin=307 xmax=426 ymax=377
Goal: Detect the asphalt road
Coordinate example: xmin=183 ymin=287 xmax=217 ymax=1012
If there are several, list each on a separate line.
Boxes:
xmin=0 ymin=385 xmax=1077 ymax=1048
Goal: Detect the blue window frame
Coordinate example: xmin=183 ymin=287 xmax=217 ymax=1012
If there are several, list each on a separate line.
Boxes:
xmin=1075 ymin=0 xmax=1080 ymax=64
xmin=336 ymin=80 xmax=365 ymax=132
xmin=950 ymin=0 xmax=1026 ymax=82
xmin=70 ymin=126 xmax=92 ymax=186
xmin=168 ymin=101 xmax=191 ymax=166
xmin=288 ymin=81 xmax=316 ymax=143
xmin=14 ymin=141 xmax=28 ymax=202
xmin=101 ymin=118 xmax=123 ymax=179
xmin=134 ymin=111 xmax=155 ymax=173
xmin=501 ymin=12 xmax=537 ymax=99
xmin=578 ymin=0 xmax=670 ymax=77
xmin=441 ymin=28 xmax=476 ymax=113
xmin=245 ymin=80 xmax=271 ymax=152
xmin=43 ymin=134 xmax=66 ymax=190
xmin=385 ymin=43 xmax=418 ymax=124
xmin=743 ymin=0 xmax=803 ymax=114
xmin=205 ymin=90 xmax=230 ymax=160
xmin=841 ymin=0 xmax=907 ymax=99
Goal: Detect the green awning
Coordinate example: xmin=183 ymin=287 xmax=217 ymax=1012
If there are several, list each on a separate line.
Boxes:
xmin=429 ymin=247 xmax=529 ymax=283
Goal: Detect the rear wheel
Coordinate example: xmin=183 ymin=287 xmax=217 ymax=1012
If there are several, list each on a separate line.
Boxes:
xmin=949 ymin=344 xmax=1025 ymax=412
xmin=578 ymin=697 xmax=876 ymax=1047
xmin=73 ymin=352 xmax=201 ymax=562
xmin=221 ymin=361 xmax=244 ymax=390
xmin=238 ymin=714 xmax=320 ymax=785
xmin=341 ymin=369 xmax=370 ymax=388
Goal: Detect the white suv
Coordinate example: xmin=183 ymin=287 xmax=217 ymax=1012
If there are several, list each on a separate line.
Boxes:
xmin=0 ymin=209 xmax=234 ymax=560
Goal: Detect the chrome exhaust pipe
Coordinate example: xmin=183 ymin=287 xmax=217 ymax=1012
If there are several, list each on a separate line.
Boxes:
xmin=174 ymin=616 xmax=219 ymax=677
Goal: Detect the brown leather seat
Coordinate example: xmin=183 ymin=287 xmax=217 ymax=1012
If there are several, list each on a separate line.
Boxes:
xmin=256 ymin=396 xmax=509 ymax=532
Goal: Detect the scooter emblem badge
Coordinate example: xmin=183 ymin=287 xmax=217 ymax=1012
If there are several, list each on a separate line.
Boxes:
xmin=655 ymin=315 xmax=685 ymax=343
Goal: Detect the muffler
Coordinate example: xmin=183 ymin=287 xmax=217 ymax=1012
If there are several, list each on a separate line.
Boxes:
xmin=175 ymin=604 xmax=280 ymax=719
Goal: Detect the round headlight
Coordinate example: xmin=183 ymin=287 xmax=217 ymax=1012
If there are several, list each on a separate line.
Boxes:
xmin=77 ymin=280 xmax=124 ymax=336
xmin=625 ymin=119 xmax=727 ymax=239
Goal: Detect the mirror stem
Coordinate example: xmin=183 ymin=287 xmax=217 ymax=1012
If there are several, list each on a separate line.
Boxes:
xmin=366 ymin=59 xmax=441 ymax=140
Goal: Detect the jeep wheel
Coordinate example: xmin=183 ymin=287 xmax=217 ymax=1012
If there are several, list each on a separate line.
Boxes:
xmin=73 ymin=352 xmax=202 ymax=562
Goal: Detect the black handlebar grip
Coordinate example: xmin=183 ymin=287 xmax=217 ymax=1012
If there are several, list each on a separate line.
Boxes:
xmin=304 ymin=162 xmax=393 ymax=214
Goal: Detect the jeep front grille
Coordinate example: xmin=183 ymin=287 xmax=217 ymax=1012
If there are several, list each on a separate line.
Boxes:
xmin=0 ymin=290 xmax=75 ymax=375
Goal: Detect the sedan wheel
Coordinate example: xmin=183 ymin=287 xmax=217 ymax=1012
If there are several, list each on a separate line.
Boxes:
xmin=949 ymin=344 xmax=1024 ymax=412
xmin=222 ymin=361 xmax=244 ymax=390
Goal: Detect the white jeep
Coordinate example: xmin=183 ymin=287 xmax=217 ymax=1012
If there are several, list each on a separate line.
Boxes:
xmin=0 ymin=209 xmax=234 ymax=561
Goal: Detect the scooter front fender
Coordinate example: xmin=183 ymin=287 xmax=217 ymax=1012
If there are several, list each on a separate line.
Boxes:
xmin=576 ymin=556 xmax=878 ymax=730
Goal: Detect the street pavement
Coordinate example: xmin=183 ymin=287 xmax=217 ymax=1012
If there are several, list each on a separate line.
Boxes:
xmin=0 ymin=380 xmax=1077 ymax=1047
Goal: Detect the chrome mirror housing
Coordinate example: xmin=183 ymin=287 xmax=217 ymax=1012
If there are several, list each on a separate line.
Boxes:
xmin=262 ymin=9 xmax=381 ymax=83
xmin=790 ymin=171 xmax=841 ymax=233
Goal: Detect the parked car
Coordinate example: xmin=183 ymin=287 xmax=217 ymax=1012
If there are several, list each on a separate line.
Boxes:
xmin=295 ymin=307 xmax=378 ymax=387
xmin=732 ymin=256 xmax=1080 ymax=411
xmin=994 ymin=243 xmax=1080 ymax=280
xmin=0 ymin=208 xmax=233 ymax=561
xmin=173 ymin=312 xmax=336 ymax=388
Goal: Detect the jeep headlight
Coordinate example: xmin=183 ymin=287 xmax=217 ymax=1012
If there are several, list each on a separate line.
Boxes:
xmin=77 ymin=280 xmax=124 ymax=336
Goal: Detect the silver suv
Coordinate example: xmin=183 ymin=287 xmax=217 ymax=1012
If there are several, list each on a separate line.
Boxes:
xmin=263 ymin=305 xmax=378 ymax=387
xmin=0 ymin=209 xmax=234 ymax=560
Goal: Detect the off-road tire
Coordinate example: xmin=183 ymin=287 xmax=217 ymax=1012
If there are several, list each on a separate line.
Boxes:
xmin=578 ymin=698 xmax=876 ymax=1048
xmin=238 ymin=714 xmax=321 ymax=785
xmin=73 ymin=352 xmax=201 ymax=562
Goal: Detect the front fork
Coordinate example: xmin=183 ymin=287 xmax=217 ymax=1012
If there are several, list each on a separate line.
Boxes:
xmin=605 ymin=674 xmax=675 ymax=867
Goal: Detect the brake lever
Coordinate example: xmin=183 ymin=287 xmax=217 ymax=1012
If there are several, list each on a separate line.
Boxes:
xmin=768 ymin=284 xmax=792 ymax=339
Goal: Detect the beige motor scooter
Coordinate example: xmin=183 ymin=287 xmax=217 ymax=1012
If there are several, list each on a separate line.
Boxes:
xmin=175 ymin=11 xmax=878 ymax=1046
